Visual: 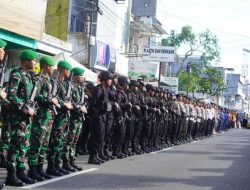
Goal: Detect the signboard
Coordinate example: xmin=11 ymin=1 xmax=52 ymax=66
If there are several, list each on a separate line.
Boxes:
xmin=128 ymin=61 xmax=159 ymax=78
xmin=143 ymin=45 xmax=175 ymax=62
xmin=94 ymin=41 xmax=111 ymax=71
xmin=160 ymin=76 xmax=179 ymax=92
xmin=0 ymin=0 xmax=47 ymax=40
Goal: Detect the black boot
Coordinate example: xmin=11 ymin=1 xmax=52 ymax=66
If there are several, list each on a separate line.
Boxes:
xmin=70 ymin=159 xmax=82 ymax=171
xmin=28 ymin=166 xmax=45 ymax=181
xmin=96 ymin=153 xmax=105 ymax=163
xmin=118 ymin=148 xmax=127 ymax=158
xmin=62 ymin=160 xmax=77 ymax=173
xmin=5 ymin=168 xmax=24 ymax=187
xmin=88 ymin=154 xmax=101 ymax=165
xmin=113 ymin=148 xmax=124 ymax=159
xmin=104 ymin=148 xmax=113 ymax=160
xmin=16 ymin=169 xmax=36 ymax=184
xmin=37 ymin=164 xmax=52 ymax=180
xmin=98 ymin=148 xmax=109 ymax=161
xmin=46 ymin=160 xmax=63 ymax=177
xmin=55 ymin=161 xmax=70 ymax=175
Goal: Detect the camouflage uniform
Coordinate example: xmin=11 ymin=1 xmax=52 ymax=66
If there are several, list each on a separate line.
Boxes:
xmin=47 ymin=80 xmax=70 ymax=165
xmin=0 ymin=99 xmax=11 ymax=166
xmin=62 ymin=83 xmax=83 ymax=162
xmin=6 ymin=66 xmax=33 ymax=170
xmin=28 ymin=74 xmax=54 ymax=167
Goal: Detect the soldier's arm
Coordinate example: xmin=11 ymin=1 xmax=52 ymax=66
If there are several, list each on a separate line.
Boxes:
xmin=7 ymin=72 xmax=24 ymax=110
xmin=35 ymin=78 xmax=50 ymax=106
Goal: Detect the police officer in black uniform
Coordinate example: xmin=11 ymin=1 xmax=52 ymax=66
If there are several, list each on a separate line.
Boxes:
xmin=88 ymin=71 xmax=114 ymax=165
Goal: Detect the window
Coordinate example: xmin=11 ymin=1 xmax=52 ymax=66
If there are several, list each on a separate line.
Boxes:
xmin=70 ymin=15 xmax=84 ymax=32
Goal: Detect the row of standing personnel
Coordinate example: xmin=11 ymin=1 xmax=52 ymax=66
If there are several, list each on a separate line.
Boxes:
xmin=0 ymin=39 xmax=223 ymax=187
xmin=0 ymin=40 xmax=88 ymax=187
xmin=80 ymin=73 xmax=220 ymax=167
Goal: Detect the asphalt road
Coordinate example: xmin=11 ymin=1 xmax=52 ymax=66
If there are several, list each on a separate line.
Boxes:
xmin=2 ymin=128 xmax=250 ymax=190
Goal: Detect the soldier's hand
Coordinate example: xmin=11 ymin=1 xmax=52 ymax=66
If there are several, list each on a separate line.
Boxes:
xmin=23 ymin=107 xmax=35 ymax=116
xmin=136 ymin=105 xmax=140 ymax=110
xmin=80 ymin=105 xmax=88 ymax=113
xmin=64 ymin=102 xmax=72 ymax=110
xmin=114 ymin=102 xmax=120 ymax=110
xmin=0 ymin=89 xmax=7 ymax=100
xmin=51 ymin=98 xmax=59 ymax=106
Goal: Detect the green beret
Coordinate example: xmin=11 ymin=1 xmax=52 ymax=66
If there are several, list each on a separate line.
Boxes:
xmin=71 ymin=67 xmax=85 ymax=76
xmin=20 ymin=50 xmax=38 ymax=60
xmin=57 ymin=60 xmax=72 ymax=70
xmin=0 ymin=39 xmax=7 ymax=48
xmin=40 ymin=56 xmax=55 ymax=66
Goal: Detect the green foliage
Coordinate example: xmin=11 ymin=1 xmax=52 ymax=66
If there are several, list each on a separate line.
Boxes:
xmin=199 ymin=67 xmax=225 ymax=95
xmin=162 ymin=25 xmax=223 ymax=95
xmin=162 ymin=26 xmax=221 ymax=67
xmin=178 ymin=64 xmax=202 ymax=92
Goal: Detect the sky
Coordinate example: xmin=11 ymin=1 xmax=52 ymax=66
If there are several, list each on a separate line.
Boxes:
xmin=162 ymin=0 xmax=250 ymax=73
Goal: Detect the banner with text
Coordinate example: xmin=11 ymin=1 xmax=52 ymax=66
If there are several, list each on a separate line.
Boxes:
xmin=143 ymin=45 xmax=175 ymax=62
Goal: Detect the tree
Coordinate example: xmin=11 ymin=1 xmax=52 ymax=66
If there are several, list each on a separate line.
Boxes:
xmin=162 ymin=26 xmax=221 ymax=70
xmin=178 ymin=64 xmax=201 ymax=93
xmin=162 ymin=25 xmax=223 ymax=95
xmin=199 ymin=67 xmax=225 ymax=95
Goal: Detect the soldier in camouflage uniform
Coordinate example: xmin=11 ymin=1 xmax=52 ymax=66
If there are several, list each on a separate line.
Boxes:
xmin=61 ymin=67 xmax=86 ymax=172
xmin=0 ymin=39 xmax=7 ymax=188
xmin=0 ymin=39 xmax=9 ymax=168
xmin=5 ymin=50 xmax=38 ymax=186
xmin=47 ymin=60 xmax=73 ymax=176
xmin=27 ymin=56 xmax=58 ymax=181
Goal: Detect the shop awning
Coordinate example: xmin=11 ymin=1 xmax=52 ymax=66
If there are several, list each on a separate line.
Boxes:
xmin=54 ymin=53 xmax=98 ymax=83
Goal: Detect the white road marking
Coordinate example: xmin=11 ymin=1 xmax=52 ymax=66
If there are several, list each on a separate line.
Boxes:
xmin=191 ymin=140 xmax=198 ymax=143
xmin=151 ymin=147 xmax=173 ymax=154
xmin=19 ymin=168 xmax=98 ymax=189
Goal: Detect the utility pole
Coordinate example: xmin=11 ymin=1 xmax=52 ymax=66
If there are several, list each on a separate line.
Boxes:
xmin=87 ymin=13 xmax=93 ymax=68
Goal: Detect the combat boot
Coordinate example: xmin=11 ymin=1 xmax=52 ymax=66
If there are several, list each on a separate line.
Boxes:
xmin=55 ymin=161 xmax=70 ymax=175
xmin=5 ymin=168 xmax=24 ymax=187
xmin=104 ymin=148 xmax=114 ymax=160
xmin=16 ymin=168 xmax=36 ymax=184
xmin=96 ymin=153 xmax=105 ymax=163
xmin=88 ymin=154 xmax=101 ymax=165
xmin=46 ymin=160 xmax=63 ymax=177
xmin=28 ymin=166 xmax=45 ymax=181
xmin=37 ymin=164 xmax=52 ymax=180
xmin=62 ymin=163 xmax=77 ymax=172
xmin=98 ymin=148 xmax=109 ymax=161
xmin=112 ymin=147 xmax=122 ymax=159
xmin=70 ymin=159 xmax=82 ymax=171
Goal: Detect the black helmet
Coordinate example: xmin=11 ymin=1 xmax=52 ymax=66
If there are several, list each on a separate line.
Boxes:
xmin=138 ymin=80 xmax=144 ymax=86
xmin=98 ymin=71 xmax=114 ymax=81
xmin=146 ymin=84 xmax=154 ymax=91
xmin=130 ymin=80 xmax=139 ymax=87
xmin=118 ymin=76 xmax=129 ymax=86
xmin=86 ymin=82 xmax=95 ymax=90
xmin=154 ymin=87 xmax=160 ymax=93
